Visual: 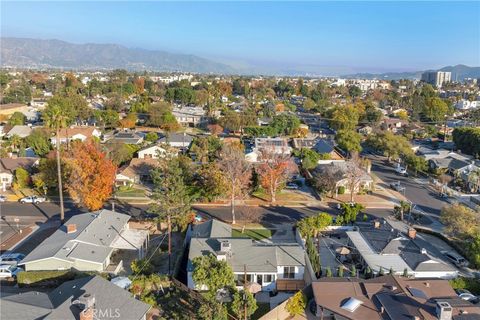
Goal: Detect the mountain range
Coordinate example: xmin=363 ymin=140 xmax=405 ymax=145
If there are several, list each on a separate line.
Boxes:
xmin=1 ymin=37 xmax=479 ymax=79
xmin=0 ymin=37 xmax=235 ymax=74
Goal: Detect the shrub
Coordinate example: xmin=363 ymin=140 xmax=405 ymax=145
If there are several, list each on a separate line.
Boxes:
xmin=131 ymin=259 xmax=154 ymax=275
xmin=338 ymin=186 xmax=345 ymax=194
xmin=450 ymin=277 xmax=480 ymax=295
xmin=285 ymin=290 xmax=306 ymax=317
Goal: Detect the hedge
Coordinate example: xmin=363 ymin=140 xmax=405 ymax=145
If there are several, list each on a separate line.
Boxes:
xmin=17 ymin=270 xmax=109 ymax=287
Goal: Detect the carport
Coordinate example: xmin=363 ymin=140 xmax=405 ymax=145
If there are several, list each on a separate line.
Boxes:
xmin=111 ymin=228 xmax=150 ymax=259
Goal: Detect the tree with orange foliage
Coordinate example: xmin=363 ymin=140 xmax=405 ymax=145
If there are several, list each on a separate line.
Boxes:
xmin=119 ymin=113 xmax=137 ymax=129
xmin=64 ymin=140 xmax=117 ymax=211
xmin=257 ymin=148 xmax=297 ymax=203
xmin=133 ymin=77 xmax=145 ymax=94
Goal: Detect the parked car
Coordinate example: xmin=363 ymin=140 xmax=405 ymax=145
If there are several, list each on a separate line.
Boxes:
xmin=395 ymin=166 xmax=408 ymax=176
xmin=286 ymin=182 xmax=299 ymax=190
xmin=0 ymin=253 xmax=25 ymax=266
xmin=442 ymin=251 xmax=469 ymax=267
xmin=0 ymin=264 xmax=22 ymax=278
xmin=457 ymin=291 xmax=479 ymax=303
xmin=390 ymin=181 xmax=406 ymax=192
xmin=19 ymin=196 xmax=46 ymax=204
xmin=0 ymin=195 xmax=6 ymax=202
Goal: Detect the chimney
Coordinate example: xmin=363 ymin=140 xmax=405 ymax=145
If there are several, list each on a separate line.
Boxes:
xmin=408 ymin=228 xmax=417 ymax=239
xmin=374 ymin=220 xmax=381 ymax=229
xmin=66 ymin=224 xmax=77 ymax=234
xmin=80 ymin=307 xmax=94 ymax=320
xmin=436 ymin=302 xmax=452 ymax=320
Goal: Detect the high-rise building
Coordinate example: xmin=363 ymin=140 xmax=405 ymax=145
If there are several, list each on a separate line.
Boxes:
xmin=421 ymin=71 xmax=452 ymax=87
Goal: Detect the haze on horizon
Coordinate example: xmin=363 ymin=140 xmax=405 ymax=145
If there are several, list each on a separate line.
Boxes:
xmin=1 ymin=1 xmax=479 ymax=75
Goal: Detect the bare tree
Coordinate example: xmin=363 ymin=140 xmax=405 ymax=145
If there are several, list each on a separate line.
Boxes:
xmin=218 ymin=144 xmax=251 ymax=224
xmin=313 ymin=164 xmax=343 ymax=198
xmin=344 ymin=153 xmax=367 ymax=202
xmin=256 ymin=148 xmax=297 ymax=204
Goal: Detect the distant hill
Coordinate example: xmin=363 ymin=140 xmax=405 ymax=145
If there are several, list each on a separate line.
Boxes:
xmin=343 ymin=65 xmax=480 ymax=81
xmin=0 ymin=37 xmax=236 ymax=74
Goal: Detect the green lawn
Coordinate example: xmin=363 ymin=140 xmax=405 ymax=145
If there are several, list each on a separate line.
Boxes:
xmin=251 ymin=303 xmax=270 ymax=320
xmin=232 ymin=228 xmax=274 ymax=240
xmin=115 ymin=187 xmax=146 ymax=198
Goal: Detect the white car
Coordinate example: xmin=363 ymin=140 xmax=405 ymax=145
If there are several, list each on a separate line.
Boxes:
xmin=20 ymin=196 xmax=46 ymax=204
xmin=0 ymin=264 xmax=22 ymax=278
xmin=395 ymin=167 xmax=408 ymax=176
xmin=0 ymin=195 xmax=6 ymax=202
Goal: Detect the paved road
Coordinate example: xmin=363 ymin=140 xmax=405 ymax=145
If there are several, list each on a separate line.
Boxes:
xmin=367 ymin=154 xmax=449 ymax=217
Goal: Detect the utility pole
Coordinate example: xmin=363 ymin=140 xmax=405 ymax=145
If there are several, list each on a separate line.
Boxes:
xmin=168 ymin=214 xmax=172 ymax=275
xmin=243 ymin=264 xmax=247 ymax=320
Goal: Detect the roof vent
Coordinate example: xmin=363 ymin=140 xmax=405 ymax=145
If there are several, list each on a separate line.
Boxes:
xmin=421 ymin=248 xmax=427 ymax=255
xmin=220 ymin=240 xmax=232 ymax=253
xmin=341 ymin=297 xmax=363 ymax=312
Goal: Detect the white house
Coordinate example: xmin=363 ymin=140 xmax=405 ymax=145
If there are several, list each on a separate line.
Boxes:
xmin=187 ymin=220 xmax=305 ymax=292
xmin=0 ymin=157 xmax=39 ymax=192
xmin=50 ymin=127 xmax=102 ymax=146
xmin=137 ymin=144 xmax=174 ymax=159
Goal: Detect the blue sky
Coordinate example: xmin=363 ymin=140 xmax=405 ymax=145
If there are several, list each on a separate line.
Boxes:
xmin=1 ymin=1 xmax=479 ymax=74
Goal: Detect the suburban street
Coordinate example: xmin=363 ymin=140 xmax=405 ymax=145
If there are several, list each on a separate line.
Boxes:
xmin=366 ymin=153 xmax=450 ymax=219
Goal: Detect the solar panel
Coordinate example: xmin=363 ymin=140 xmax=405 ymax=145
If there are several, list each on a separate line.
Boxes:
xmin=407 ymin=287 xmax=428 ymax=299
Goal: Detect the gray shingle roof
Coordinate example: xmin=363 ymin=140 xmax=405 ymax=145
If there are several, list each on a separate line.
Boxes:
xmin=0 ymin=276 xmax=150 ymax=320
xmin=188 ymin=220 xmax=304 ymax=273
xmin=21 ymin=210 xmax=130 ymax=266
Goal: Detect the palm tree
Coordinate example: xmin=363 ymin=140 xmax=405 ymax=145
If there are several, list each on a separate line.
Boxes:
xmin=42 ymin=96 xmax=72 ymax=223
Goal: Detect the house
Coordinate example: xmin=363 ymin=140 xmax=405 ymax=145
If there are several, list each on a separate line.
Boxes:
xmin=0 ymin=275 xmax=151 ymax=320
xmin=381 ymin=118 xmax=407 ymax=133
xmin=6 ymin=125 xmax=32 ymax=138
xmin=30 ymin=98 xmax=48 ymax=108
xmin=108 ymin=131 xmax=144 ymax=145
xmin=50 ymin=126 xmax=102 ymax=146
xmin=314 ymin=161 xmax=373 ymax=195
xmin=20 ymin=210 xmax=149 ymax=273
xmin=187 ymin=220 xmax=305 ymax=292
xmin=312 ymin=275 xmax=480 ymax=320
xmin=158 ymin=132 xmax=194 ymax=149
xmin=292 ymin=138 xmax=344 ymax=160
xmin=358 ymin=125 xmax=373 ymax=135
xmin=0 ymin=157 xmax=39 ymax=192
xmin=137 ymin=144 xmax=173 ymax=159
xmin=346 ymin=220 xmax=458 ymax=279
xmin=116 ymin=158 xmax=159 ymax=186
xmin=172 ymin=106 xmax=207 ymax=127
xmin=0 ymin=103 xmax=29 ymax=117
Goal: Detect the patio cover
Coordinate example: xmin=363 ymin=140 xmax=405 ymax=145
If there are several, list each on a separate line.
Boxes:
xmin=111 ymin=229 xmax=149 ymax=250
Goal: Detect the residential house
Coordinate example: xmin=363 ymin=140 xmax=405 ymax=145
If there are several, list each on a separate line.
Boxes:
xmin=158 ymin=132 xmax=194 ymax=149
xmin=172 ymin=106 xmax=207 ymax=127
xmin=116 ymin=158 xmax=159 ymax=186
xmin=381 ymin=118 xmax=407 ymax=133
xmin=314 ymin=161 xmax=373 ymax=195
xmin=30 ymin=98 xmax=48 ymax=108
xmin=245 ymin=137 xmax=293 ymax=163
xmin=187 ymin=220 xmax=306 ymax=292
xmin=50 ymin=126 xmax=102 ymax=146
xmin=108 ymin=131 xmax=144 ymax=145
xmin=0 ymin=103 xmax=29 ymax=117
xmin=6 ymin=125 xmax=32 ymax=138
xmin=312 ymin=275 xmax=480 ymax=320
xmin=346 ymin=220 xmax=458 ymax=279
xmin=20 ymin=210 xmax=149 ymax=273
xmin=358 ymin=125 xmax=373 ymax=135
xmin=137 ymin=144 xmax=172 ymax=159
xmin=0 ymin=275 xmax=151 ymax=320
xmin=292 ymin=138 xmax=344 ymax=160
xmin=0 ymin=157 xmax=39 ymax=192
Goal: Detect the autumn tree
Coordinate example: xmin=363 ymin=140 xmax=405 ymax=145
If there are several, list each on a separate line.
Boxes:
xmin=119 ymin=112 xmax=137 ymax=129
xmin=344 ymin=153 xmax=367 ymax=202
xmin=257 ymin=148 xmax=297 ymax=203
xmin=64 ymin=140 xmax=116 ymax=211
xmin=218 ymin=144 xmax=251 ymax=224
xmin=440 ymin=203 xmax=479 ymax=239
